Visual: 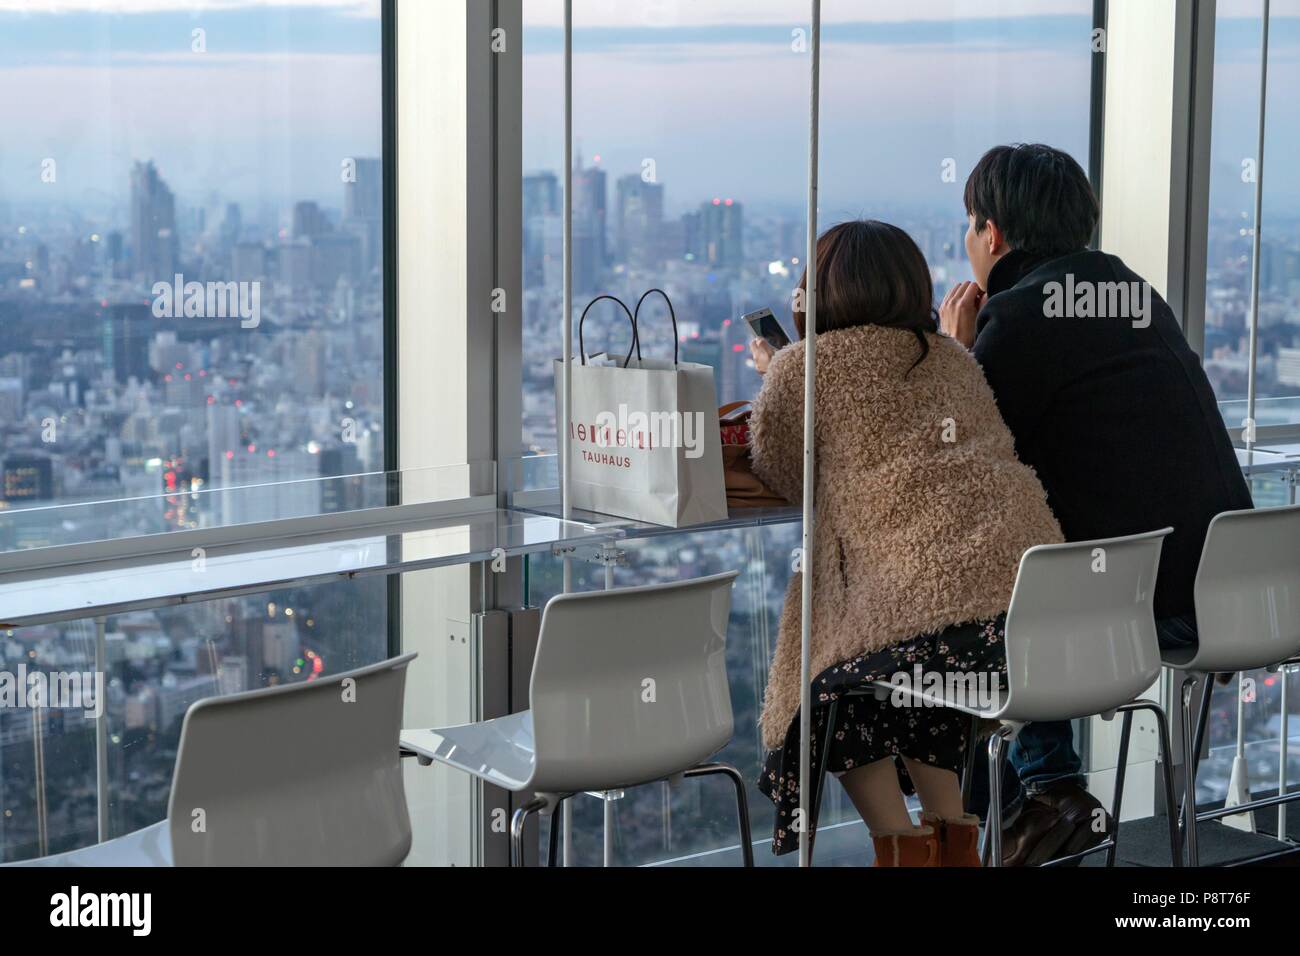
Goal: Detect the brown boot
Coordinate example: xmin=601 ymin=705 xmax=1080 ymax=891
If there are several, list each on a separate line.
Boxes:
xmin=871 ymin=825 xmax=940 ymax=866
xmin=922 ymin=813 xmax=983 ymax=867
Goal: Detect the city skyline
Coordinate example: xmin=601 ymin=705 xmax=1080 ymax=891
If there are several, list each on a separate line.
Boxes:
xmin=5 ymin=5 xmax=1297 ymax=211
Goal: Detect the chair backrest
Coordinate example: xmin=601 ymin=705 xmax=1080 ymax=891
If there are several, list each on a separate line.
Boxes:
xmin=1192 ymin=504 xmax=1300 ymax=673
xmin=528 ymin=571 xmax=738 ymax=794
xmin=1001 ymin=530 xmax=1169 ymax=722
xmin=167 ymin=653 xmax=415 ymax=866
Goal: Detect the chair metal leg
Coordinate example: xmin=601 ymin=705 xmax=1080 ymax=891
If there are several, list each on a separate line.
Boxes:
xmin=961 ymin=713 xmax=981 ymax=813
xmin=1180 ymin=675 xmax=1202 ymax=866
xmin=547 ymin=796 xmax=569 ymax=867
xmin=682 ymin=762 xmax=755 ymax=867
xmin=806 ymin=697 xmax=839 ymax=865
xmin=1105 ymin=702 xmax=1183 ymax=868
xmin=1105 ymin=709 xmax=1134 ymax=867
xmin=1176 ymin=672 xmax=1213 ymax=857
xmin=1136 ymin=701 xmax=1184 ymax=867
xmin=511 ymin=797 xmax=549 ymax=868
xmin=985 ymin=726 xmax=1012 ymax=867
xmin=1192 ymin=674 xmax=1213 ymax=774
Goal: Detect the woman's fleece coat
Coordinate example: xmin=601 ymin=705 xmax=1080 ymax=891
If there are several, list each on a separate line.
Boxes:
xmin=750 ymin=324 xmax=1063 ymax=751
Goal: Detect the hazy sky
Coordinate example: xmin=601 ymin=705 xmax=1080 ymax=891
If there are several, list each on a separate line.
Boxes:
xmin=0 ymin=0 xmax=1295 ymax=220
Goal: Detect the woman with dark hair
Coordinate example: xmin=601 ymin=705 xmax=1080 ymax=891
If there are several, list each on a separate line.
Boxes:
xmin=749 ymin=220 xmax=1062 ymax=866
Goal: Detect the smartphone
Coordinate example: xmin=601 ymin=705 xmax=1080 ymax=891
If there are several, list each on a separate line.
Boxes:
xmin=743 ymin=308 xmax=792 ymax=350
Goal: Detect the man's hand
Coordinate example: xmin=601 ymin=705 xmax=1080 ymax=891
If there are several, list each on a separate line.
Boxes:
xmin=940 ymin=281 xmax=984 ymax=349
xmin=750 ymin=338 xmax=777 ymax=375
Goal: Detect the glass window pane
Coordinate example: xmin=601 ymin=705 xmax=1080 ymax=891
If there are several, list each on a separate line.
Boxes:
xmin=0 ymin=0 xmax=390 ymax=863
xmin=521 ymin=0 xmax=1094 ymax=457
xmin=1203 ymin=1 xmax=1300 ymax=429
xmin=0 ymin=2 xmax=386 ymax=517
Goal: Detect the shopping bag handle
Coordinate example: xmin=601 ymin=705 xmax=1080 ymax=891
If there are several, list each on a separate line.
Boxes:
xmin=632 ymin=288 xmax=680 ymax=366
xmin=578 ymin=295 xmax=640 ymax=367
xmin=719 ymin=400 xmax=752 ymax=417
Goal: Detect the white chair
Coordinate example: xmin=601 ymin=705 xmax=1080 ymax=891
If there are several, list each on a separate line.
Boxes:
xmin=400 ymin=571 xmax=753 ymax=866
xmin=10 ymin=653 xmax=416 ymax=867
xmin=807 ymin=530 xmax=1180 ymax=867
xmin=1167 ymin=504 xmax=1300 ymax=866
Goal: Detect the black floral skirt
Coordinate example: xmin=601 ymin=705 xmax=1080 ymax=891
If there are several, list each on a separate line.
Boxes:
xmin=759 ymin=616 xmax=1007 ymax=856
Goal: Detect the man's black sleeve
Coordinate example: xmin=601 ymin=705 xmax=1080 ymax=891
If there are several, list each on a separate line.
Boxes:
xmin=971 ymin=306 xmax=1056 ymax=451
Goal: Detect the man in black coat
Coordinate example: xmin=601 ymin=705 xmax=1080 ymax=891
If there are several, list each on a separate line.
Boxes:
xmin=939 ymin=144 xmax=1253 ymax=865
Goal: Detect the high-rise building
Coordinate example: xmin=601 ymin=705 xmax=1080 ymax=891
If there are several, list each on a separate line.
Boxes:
xmin=614 ymin=174 xmax=665 ymax=268
xmin=292 ymin=201 xmax=331 ymax=239
xmin=343 ymin=157 xmax=383 ymax=274
xmin=343 ymin=158 xmax=383 ymax=220
xmin=130 ymin=161 xmax=178 ymax=281
xmin=206 ymin=403 xmax=242 ymax=481
xmin=1278 ymin=347 xmax=1300 ymax=388
xmin=693 ymin=198 xmax=744 ymax=268
xmin=105 ymin=231 xmax=125 ymax=278
xmin=524 ymin=171 xmax=559 ymax=221
xmin=523 ymin=172 xmax=560 ymax=288
xmin=99 ymin=303 xmax=154 ymax=385
xmin=291 ymin=330 xmax=327 ymax=395
xmin=0 ymin=378 xmax=23 ymax=422
xmin=220 ymin=203 xmax=243 ymax=251
xmin=149 ymin=331 xmax=191 ymax=376
xmin=572 ymin=158 xmax=608 ymax=293
xmin=280 ymin=240 xmax=314 ymax=289
xmin=311 ymin=234 xmax=361 ymax=290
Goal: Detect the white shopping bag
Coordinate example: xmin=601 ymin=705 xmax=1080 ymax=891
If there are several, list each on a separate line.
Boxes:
xmin=554 ymin=292 xmax=726 ymax=528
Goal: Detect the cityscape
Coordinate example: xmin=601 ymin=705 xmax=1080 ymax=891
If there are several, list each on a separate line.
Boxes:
xmin=0 ymin=155 xmax=390 ymax=859
xmin=519 ymin=156 xmax=1300 ymax=454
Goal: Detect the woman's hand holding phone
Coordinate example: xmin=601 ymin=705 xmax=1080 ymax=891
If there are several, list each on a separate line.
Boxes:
xmin=750 ymin=338 xmax=776 ymax=375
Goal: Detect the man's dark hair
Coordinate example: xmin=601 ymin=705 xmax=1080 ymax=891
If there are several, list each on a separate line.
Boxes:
xmin=963 ymin=144 xmax=1099 ymax=256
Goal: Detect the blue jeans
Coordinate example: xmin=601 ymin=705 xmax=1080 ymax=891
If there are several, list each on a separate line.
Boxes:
xmin=970 ymin=613 xmax=1198 ymax=819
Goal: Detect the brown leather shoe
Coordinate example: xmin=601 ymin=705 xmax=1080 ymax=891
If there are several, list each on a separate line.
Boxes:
xmin=872 ymin=826 xmax=940 ymax=867
xmin=1001 ymin=782 xmax=1110 ymax=867
xmin=922 ymin=813 xmax=983 ymax=867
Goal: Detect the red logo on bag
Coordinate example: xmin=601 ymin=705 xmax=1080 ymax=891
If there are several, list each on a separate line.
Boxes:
xmin=569 ymin=421 xmax=651 ymax=469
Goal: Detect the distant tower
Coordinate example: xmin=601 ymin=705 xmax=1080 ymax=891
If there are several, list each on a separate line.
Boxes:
xmin=614 ymin=174 xmax=665 ymax=268
xmin=130 ymin=161 xmax=178 ymax=282
xmin=572 ymin=155 xmax=608 ymax=293
xmin=342 ymin=157 xmax=383 ymax=274
xmin=522 ymin=171 xmax=560 ymax=288
xmin=220 ymin=202 xmax=243 ymax=250
xmin=292 ymin=201 xmax=331 ymax=239
xmin=697 ymin=198 xmax=744 ymax=268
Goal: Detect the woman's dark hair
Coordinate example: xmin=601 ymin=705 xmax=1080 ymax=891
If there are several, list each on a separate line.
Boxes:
xmin=963 ymin=144 xmax=1099 ymax=256
xmin=792 ymin=219 xmax=938 ymax=372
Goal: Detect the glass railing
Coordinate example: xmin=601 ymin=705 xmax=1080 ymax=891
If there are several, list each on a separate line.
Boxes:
xmin=0 ymin=462 xmax=492 ymax=863
xmin=0 ymin=462 xmax=496 ymax=556
xmin=1 ymin=571 xmax=390 ymax=863
xmin=1218 ymin=397 xmax=1300 ymax=433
